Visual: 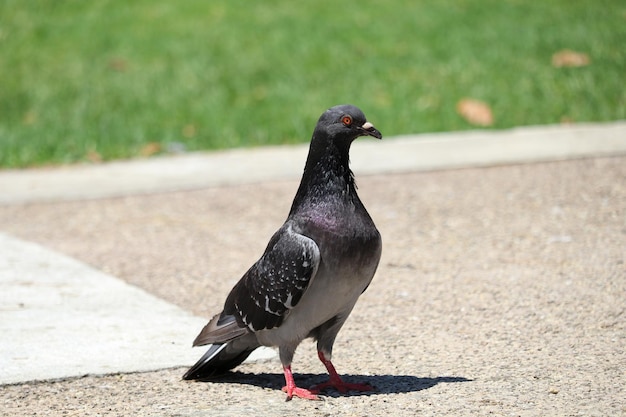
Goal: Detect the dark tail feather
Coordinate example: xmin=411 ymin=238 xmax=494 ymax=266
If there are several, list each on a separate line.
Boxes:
xmin=183 ymin=340 xmax=259 ymax=380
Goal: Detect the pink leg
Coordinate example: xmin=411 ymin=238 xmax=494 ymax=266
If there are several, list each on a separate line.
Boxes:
xmin=281 ymin=365 xmax=320 ymax=401
xmin=310 ymin=351 xmax=374 ymax=394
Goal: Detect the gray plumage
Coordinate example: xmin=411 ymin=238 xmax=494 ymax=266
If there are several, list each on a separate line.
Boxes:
xmin=183 ymin=104 xmax=382 ymax=400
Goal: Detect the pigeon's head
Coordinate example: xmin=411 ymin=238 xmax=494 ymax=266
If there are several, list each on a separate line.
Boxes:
xmin=315 ymin=104 xmax=382 ymax=144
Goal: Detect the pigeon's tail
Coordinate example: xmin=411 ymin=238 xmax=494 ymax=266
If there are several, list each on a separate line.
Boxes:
xmin=182 ymin=338 xmax=260 ymax=380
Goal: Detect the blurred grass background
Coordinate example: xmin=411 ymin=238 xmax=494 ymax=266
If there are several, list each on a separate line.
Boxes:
xmin=1 ymin=0 xmax=624 ymax=168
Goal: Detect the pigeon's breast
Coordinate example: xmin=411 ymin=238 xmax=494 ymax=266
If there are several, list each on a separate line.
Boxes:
xmin=257 ymin=200 xmax=382 ymax=348
xmin=298 ymin=201 xmax=382 ymax=272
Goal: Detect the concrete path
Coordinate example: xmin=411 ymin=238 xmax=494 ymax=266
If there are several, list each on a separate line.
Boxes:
xmin=0 ymin=233 xmax=208 ymax=384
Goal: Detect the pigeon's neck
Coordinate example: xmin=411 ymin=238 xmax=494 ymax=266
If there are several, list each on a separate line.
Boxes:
xmin=289 ymin=139 xmax=356 ymax=215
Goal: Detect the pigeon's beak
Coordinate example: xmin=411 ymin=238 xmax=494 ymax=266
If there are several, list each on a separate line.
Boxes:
xmin=359 ymin=121 xmax=382 ymax=140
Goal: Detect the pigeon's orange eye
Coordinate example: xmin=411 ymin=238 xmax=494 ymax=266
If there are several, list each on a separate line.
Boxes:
xmin=341 ymin=115 xmax=352 ymax=126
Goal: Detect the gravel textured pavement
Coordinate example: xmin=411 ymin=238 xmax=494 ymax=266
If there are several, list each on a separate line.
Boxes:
xmin=0 ymin=153 xmax=624 ymax=416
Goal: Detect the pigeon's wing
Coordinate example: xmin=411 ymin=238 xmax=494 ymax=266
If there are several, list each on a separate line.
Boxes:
xmin=192 ymin=221 xmax=320 ymax=346
xmin=227 ymin=221 xmax=321 ymax=331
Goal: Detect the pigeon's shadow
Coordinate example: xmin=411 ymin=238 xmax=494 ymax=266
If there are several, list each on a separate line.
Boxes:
xmin=208 ymin=371 xmax=471 ymax=397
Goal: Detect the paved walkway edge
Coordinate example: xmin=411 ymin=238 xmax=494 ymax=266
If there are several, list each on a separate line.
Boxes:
xmin=1 ymin=121 xmax=624 ymax=205
xmin=0 ymin=233 xmax=276 ymax=385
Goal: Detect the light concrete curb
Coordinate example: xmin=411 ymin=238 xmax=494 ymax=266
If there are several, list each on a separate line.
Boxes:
xmin=1 ymin=121 xmax=624 ymax=205
xmin=0 ymin=233 xmax=276 ymax=385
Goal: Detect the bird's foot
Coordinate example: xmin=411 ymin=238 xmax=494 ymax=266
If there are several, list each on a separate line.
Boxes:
xmin=281 ymin=385 xmax=321 ymax=401
xmin=313 ymin=351 xmax=374 ymax=394
xmin=281 ymin=365 xmax=321 ymax=401
xmin=310 ymin=377 xmax=374 ymax=394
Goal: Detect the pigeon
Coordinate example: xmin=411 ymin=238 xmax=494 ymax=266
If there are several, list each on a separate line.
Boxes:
xmin=183 ymin=104 xmax=383 ymax=401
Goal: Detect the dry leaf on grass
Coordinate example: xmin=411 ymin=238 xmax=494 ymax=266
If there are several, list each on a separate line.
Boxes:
xmin=140 ymin=142 xmax=162 ymax=157
xmin=108 ymin=58 xmax=129 ymax=72
xmin=456 ymin=98 xmax=494 ymax=126
xmin=551 ymin=49 xmax=590 ymax=68
xmin=86 ymin=150 xmax=102 ymax=163
xmin=182 ymin=124 xmax=197 ymax=138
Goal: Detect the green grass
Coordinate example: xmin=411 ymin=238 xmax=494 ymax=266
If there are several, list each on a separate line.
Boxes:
xmin=1 ymin=0 xmax=624 ymax=168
